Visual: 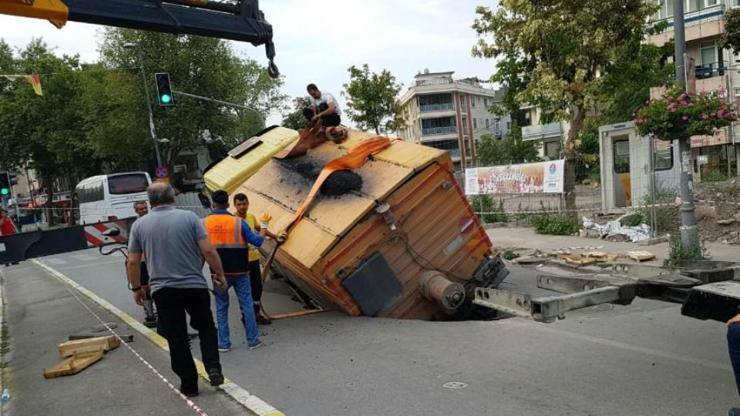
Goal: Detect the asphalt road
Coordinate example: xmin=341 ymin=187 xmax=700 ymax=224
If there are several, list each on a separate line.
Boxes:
xmin=26 ymin=248 xmax=740 ymax=416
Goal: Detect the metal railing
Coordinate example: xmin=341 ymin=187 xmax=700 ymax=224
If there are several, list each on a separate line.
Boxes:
xmin=522 ymin=121 xmax=565 ymax=141
xmin=694 ymin=61 xmax=728 ymax=79
xmin=420 ymin=103 xmax=454 ymax=113
xmin=422 ymin=126 xmax=457 ymax=136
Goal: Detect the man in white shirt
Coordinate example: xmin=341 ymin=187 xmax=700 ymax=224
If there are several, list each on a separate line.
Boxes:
xmin=303 ymin=83 xmax=341 ymax=127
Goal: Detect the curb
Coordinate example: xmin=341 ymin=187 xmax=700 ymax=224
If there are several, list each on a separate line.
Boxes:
xmin=31 ymin=259 xmax=286 ymax=416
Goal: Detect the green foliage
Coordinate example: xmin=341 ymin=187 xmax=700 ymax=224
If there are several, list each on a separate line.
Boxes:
xmin=530 ymin=214 xmax=580 ymax=235
xmin=722 ymin=8 xmax=740 ymax=54
xmin=701 ymin=170 xmax=728 ymax=183
xmin=668 ymin=234 xmax=708 ymax=262
xmin=470 ymin=195 xmax=508 ymax=223
xmin=282 ymin=96 xmax=312 ymax=130
xmin=99 ymin=29 xmax=287 ymax=167
xmin=476 ymin=127 xmax=538 ymax=166
xmin=620 ymin=213 xmax=644 ymax=227
xmin=635 ymin=86 xmax=736 ymax=141
xmin=342 ymin=64 xmax=403 ymax=134
xmin=637 ymin=186 xmax=678 ymax=236
xmin=575 ymin=119 xmax=601 ymax=182
xmin=472 ymin=0 xmax=658 ymax=211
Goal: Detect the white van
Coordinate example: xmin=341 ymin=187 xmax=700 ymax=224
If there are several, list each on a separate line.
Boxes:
xmin=75 ymin=172 xmax=152 ymax=224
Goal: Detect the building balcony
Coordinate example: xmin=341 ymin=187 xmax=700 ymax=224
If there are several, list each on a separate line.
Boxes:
xmin=647 ymin=3 xmax=725 ymax=46
xmin=420 ymin=103 xmax=454 ymax=113
xmin=422 ymin=126 xmax=457 ymax=136
xmin=522 ymin=121 xmax=565 ymax=141
xmin=649 ymin=61 xmax=729 ymax=100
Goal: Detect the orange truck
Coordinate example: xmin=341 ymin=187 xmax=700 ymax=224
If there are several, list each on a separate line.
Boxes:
xmin=204 ymin=126 xmax=509 ymax=320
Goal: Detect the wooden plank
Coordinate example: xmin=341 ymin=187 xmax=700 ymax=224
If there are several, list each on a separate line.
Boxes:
xmin=44 ymin=351 xmax=104 ymax=379
xmin=627 ymin=250 xmax=656 ymax=262
xmin=58 ymin=335 xmax=120 ymax=358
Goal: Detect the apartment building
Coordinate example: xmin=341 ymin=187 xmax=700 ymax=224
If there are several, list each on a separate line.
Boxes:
xmin=398 ymin=70 xmax=511 ymax=172
xmin=648 ymin=0 xmax=740 ymax=179
xmin=520 ymin=105 xmax=570 ymax=160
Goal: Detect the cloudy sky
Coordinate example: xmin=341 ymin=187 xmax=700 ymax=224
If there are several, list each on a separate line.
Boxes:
xmin=0 ymin=0 xmax=497 ymax=124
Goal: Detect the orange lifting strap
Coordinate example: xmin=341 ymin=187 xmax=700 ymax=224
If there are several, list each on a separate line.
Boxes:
xmin=287 ymin=136 xmax=392 ymax=233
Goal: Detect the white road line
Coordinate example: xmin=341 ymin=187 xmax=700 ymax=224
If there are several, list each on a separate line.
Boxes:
xmin=31 ymin=259 xmax=286 ymax=416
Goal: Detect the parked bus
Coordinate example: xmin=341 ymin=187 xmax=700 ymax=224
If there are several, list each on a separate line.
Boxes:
xmin=75 ymin=172 xmax=152 ymax=224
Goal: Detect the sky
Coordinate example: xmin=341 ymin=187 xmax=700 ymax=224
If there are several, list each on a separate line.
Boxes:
xmin=0 ymin=0 xmax=497 ymax=125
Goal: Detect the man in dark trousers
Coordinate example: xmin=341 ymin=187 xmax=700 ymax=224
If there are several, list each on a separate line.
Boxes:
xmin=127 ymin=182 xmax=227 ymax=397
xmin=303 ymin=83 xmax=342 ymax=127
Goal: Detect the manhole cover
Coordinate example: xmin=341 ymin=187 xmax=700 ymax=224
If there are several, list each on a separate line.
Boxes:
xmin=442 ymin=381 xmax=468 ymax=390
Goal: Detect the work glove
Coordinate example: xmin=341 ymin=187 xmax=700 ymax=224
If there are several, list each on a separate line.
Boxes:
xmin=277 ymin=230 xmax=288 ymax=243
xmin=259 ymin=212 xmax=272 ymax=230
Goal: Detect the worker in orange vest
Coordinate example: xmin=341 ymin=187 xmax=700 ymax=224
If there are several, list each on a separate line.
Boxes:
xmin=203 ymin=190 xmax=268 ymax=351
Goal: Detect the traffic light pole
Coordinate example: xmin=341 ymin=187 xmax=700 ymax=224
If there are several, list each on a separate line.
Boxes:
xmin=134 ymin=50 xmax=164 ymax=168
xmin=171 ymin=90 xmax=265 ymax=129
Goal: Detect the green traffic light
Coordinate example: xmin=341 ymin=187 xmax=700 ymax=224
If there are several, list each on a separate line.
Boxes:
xmin=161 ymin=94 xmax=172 ymax=104
xmin=0 ymin=188 xmax=8 ymax=196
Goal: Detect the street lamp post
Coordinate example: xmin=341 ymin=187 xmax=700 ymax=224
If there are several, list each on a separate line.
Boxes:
xmin=124 ymin=42 xmax=164 ymax=169
xmin=672 ymin=0 xmax=701 ymax=254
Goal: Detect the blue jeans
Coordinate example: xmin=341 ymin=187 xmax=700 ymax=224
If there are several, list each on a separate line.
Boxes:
xmin=728 ymin=324 xmax=740 ymax=395
xmin=214 ymin=275 xmax=260 ymax=348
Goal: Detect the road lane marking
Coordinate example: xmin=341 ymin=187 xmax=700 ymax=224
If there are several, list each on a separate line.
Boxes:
xmin=32 ymin=259 xmax=287 ymax=416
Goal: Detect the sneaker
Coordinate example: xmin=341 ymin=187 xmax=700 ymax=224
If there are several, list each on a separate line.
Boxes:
xmin=218 ymin=346 xmax=230 ymax=353
xmin=208 ymin=368 xmax=224 ymax=386
xmin=248 ymin=341 xmax=265 ymax=350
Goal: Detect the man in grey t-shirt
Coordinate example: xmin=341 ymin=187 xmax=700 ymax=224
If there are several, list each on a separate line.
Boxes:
xmin=127 ymin=182 xmax=227 ymax=397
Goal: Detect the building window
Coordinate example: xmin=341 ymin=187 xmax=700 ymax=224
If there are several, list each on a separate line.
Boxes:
xmin=485 ymin=119 xmax=490 ymax=129
xmin=613 ymin=138 xmax=630 ymax=174
xmin=654 ymin=138 xmax=674 ymax=171
xmin=544 ymin=140 xmax=561 ymax=160
xmin=506 ymin=121 xmax=512 ymax=131
xmin=471 ymin=96 xmax=476 ymax=108
xmin=700 ymin=41 xmax=717 ymax=66
xmin=473 ymin=118 xmax=477 ymax=129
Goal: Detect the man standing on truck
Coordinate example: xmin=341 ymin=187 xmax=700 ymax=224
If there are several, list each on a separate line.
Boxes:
xmin=133 ymin=200 xmax=157 ymax=328
xmin=303 ymin=83 xmax=342 ymax=127
xmin=127 ymin=182 xmax=226 ymax=397
xmin=204 ymin=190 xmax=267 ymax=352
xmin=233 ymin=192 xmax=274 ymax=325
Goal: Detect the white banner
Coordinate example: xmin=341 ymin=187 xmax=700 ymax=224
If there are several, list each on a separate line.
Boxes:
xmin=465 ymin=160 xmax=565 ymax=195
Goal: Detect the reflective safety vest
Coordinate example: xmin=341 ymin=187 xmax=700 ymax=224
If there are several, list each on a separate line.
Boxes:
xmin=203 ymin=213 xmax=249 ymax=276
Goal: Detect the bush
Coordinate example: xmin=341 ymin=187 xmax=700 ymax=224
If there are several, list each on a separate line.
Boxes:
xmin=668 ymin=234 xmax=708 ymax=262
xmin=470 ymin=195 xmax=508 ymax=223
xmin=637 ymin=186 xmax=678 ymax=236
xmin=530 ymin=214 xmax=580 ymax=235
xmin=701 ymin=169 xmax=728 ymax=183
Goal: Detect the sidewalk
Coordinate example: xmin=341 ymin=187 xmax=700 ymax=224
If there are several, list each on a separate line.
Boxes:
xmin=0 ymin=263 xmax=250 ymax=416
xmin=487 ymin=226 xmax=739 ymax=264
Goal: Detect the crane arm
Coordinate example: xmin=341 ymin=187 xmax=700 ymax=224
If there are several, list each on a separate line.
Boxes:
xmin=0 ymin=0 xmax=278 ymax=76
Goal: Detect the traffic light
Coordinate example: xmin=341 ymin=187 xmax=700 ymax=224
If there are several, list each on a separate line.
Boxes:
xmin=154 ymin=72 xmax=174 ymax=106
xmin=0 ymin=172 xmax=10 ymax=197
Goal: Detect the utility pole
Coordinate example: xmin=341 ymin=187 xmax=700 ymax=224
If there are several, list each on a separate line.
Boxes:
xmin=673 ymin=0 xmax=701 ymax=254
xmin=124 ymin=43 xmax=164 ymax=169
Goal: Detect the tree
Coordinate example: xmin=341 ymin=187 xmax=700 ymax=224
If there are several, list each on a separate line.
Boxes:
xmin=282 ymin=96 xmax=312 ymax=130
xmin=722 ymin=7 xmax=740 ymax=54
xmin=98 ymin=29 xmax=287 ymax=168
xmin=473 ymin=1 xmax=657 ymax=212
xmin=342 ymin=64 xmax=403 ymax=134
xmin=476 ymin=127 xmax=538 ymax=166
xmin=0 ymin=39 xmax=99 ymax=225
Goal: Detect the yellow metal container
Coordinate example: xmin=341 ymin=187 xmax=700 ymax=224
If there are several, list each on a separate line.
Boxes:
xmin=229 ymin=127 xmax=507 ymax=320
xmin=203 ymin=126 xmax=298 ymax=194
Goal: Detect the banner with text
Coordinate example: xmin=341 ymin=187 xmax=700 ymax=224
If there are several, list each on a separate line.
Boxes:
xmin=464 ymin=160 xmax=565 ymax=195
